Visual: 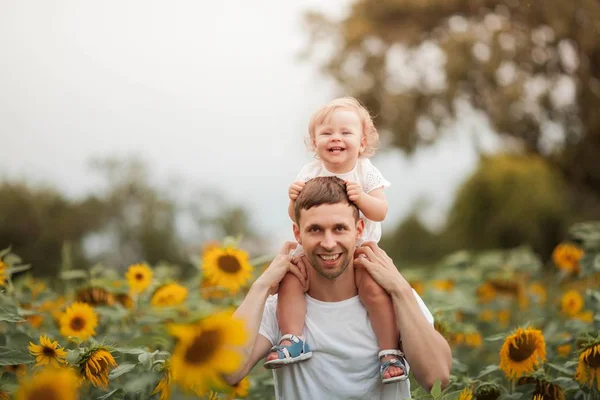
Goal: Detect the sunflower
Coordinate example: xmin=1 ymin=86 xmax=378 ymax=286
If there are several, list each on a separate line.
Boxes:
xmin=532 ymin=380 xmax=565 ymax=400
xmin=476 ymin=282 xmax=496 ymax=303
xmin=5 ymin=364 xmax=26 ymax=377
xmin=15 ymin=367 xmax=79 ymax=400
xmin=575 ymin=310 xmax=593 ymax=323
xmin=230 ymin=377 xmax=250 ymax=398
xmin=28 ymin=335 xmax=67 ymax=367
xmin=126 ymin=263 xmax=153 ymax=294
xmin=59 ymin=302 xmax=98 ymax=341
xmin=529 ymin=282 xmax=547 ymax=305
xmin=478 ymin=309 xmax=495 ymax=322
xmin=497 ymin=309 xmax=511 ymax=327
xmin=499 ymin=327 xmax=547 ymax=379
xmin=557 ymin=344 xmax=572 ymax=357
xmin=560 ymin=290 xmax=584 ymax=317
xmin=552 ymin=243 xmax=583 ymax=274
xmin=432 ymin=279 xmax=454 ymax=292
xmin=168 ymin=311 xmax=247 ymax=394
xmin=75 ymin=287 xmax=115 ymax=307
xmin=457 ymin=387 xmax=473 ymax=400
xmin=114 ymin=293 xmax=134 ymax=309
xmin=465 ymin=332 xmax=483 ymax=349
xmin=0 ymin=390 xmax=8 ymax=400
xmin=78 ymin=346 xmax=117 ymax=388
xmin=202 ymin=247 xmax=253 ymax=293
xmin=206 ymin=391 xmax=221 ymax=400
xmin=152 ymin=359 xmax=172 ymax=400
xmin=151 ymin=283 xmax=188 ymax=307
xmin=200 ymin=277 xmax=229 ymax=300
xmin=0 ymin=260 xmax=7 ymax=286
xmin=575 ymin=342 xmax=600 ymax=390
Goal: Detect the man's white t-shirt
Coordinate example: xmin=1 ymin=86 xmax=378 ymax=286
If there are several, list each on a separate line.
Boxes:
xmin=259 ymin=291 xmax=434 ymax=400
xmin=296 ymin=158 xmax=391 ymax=243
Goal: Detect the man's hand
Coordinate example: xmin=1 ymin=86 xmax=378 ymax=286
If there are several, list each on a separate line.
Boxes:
xmin=289 ymin=181 xmax=306 ymax=201
xmin=345 ymin=181 xmax=363 ymax=205
xmin=353 ymin=241 xmax=411 ymax=295
xmin=256 ymin=241 xmax=308 ymax=295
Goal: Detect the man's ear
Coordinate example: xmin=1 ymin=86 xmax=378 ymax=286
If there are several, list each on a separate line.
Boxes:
xmin=356 ymin=218 xmax=365 ymax=239
xmin=293 ymin=223 xmax=302 ymax=245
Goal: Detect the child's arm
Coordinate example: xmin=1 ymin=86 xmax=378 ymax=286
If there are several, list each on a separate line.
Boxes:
xmin=288 ymin=181 xmax=306 ymax=221
xmin=346 ymin=182 xmax=388 ymax=222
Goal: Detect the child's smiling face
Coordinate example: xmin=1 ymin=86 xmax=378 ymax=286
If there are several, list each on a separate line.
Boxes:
xmin=312 ymin=108 xmax=366 ymax=173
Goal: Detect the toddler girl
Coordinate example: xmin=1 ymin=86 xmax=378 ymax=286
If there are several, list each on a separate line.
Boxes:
xmin=263 ymin=97 xmax=407 ymax=384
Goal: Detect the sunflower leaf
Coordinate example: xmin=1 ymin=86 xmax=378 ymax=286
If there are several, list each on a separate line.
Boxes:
xmin=484 ymin=333 xmax=507 ymax=341
xmin=114 ymin=348 xmax=148 ymax=355
xmin=546 ymin=363 xmax=574 ymax=375
xmin=59 ymin=269 xmax=88 ymax=280
xmin=429 ymin=379 xmax=442 ymax=398
xmin=109 ymin=363 xmax=136 ymax=379
xmin=0 ymin=305 xmax=24 ymax=323
xmin=97 ymin=388 xmax=123 ymax=400
xmin=66 ymin=349 xmax=82 ymax=365
xmin=476 ymin=365 xmax=499 ymax=379
xmin=0 ymin=347 xmax=33 ymax=365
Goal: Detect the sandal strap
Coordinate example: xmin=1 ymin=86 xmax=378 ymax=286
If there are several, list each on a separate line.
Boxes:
xmin=379 ymin=349 xmax=404 ymax=358
xmin=279 ymin=334 xmax=301 ymax=344
xmin=380 ymin=357 xmax=408 ymax=376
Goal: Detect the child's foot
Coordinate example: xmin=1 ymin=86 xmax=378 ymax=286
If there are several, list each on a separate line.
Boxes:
xmin=379 ymin=350 xmax=408 ymax=384
xmin=263 ymin=334 xmax=312 ymax=369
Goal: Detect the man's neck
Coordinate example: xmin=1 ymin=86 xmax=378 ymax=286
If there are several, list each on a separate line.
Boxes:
xmin=307 ymin=264 xmax=358 ymax=302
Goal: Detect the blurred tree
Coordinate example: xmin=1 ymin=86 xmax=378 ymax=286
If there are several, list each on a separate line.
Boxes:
xmin=444 ymin=153 xmax=568 ymax=258
xmin=0 ymin=158 xmax=260 ymax=276
xmin=381 ymin=209 xmax=446 ymax=265
xmin=304 ymin=0 xmax=600 ymax=207
xmin=0 ymin=182 xmax=105 ymax=276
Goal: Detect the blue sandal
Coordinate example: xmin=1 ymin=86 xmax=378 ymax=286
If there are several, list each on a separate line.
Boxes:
xmin=379 ymin=349 xmax=408 ymax=384
xmin=263 ymin=334 xmax=313 ymax=369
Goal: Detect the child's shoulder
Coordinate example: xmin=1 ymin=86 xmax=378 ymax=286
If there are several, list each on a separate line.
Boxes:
xmin=296 ymin=160 xmax=323 ymax=180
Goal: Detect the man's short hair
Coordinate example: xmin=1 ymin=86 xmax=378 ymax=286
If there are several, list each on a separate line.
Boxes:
xmin=294 ymin=176 xmax=360 ymax=223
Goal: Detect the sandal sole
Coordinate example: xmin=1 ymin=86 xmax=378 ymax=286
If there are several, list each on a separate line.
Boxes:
xmin=263 ymin=351 xmax=313 ymax=369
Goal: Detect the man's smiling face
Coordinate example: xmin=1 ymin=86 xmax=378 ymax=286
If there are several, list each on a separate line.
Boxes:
xmin=294 ymin=202 xmax=364 ymax=280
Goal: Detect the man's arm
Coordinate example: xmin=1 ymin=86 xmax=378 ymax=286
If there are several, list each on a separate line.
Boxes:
xmin=223 ymin=242 xmax=307 ymax=385
xmin=223 ymin=280 xmax=274 ymax=385
xmin=354 ymin=242 xmax=452 ymax=392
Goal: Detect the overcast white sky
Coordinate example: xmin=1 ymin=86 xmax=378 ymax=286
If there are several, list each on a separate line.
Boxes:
xmin=0 ymin=0 xmax=497 ymax=249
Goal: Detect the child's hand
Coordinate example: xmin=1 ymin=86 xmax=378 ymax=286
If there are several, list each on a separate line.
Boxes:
xmin=345 ymin=181 xmax=363 ymax=205
xmin=289 ymin=181 xmax=306 ymax=201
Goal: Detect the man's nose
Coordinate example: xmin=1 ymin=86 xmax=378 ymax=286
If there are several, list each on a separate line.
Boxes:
xmin=320 ymin=231 xmax=336 ymax=250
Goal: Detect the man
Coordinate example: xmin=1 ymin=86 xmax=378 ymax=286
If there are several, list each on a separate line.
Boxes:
xmin=225 ymin=176 xmax=451 ymax=399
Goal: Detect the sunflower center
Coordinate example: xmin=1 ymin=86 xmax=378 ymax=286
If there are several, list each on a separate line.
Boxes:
xmin=184 ymin=329 xmax=221 ymax=364
xmin=27 ymin=385 xmax=60 ymax=400
xmin=508 ymin=335 xmax=537 ymax=362
xmin=217 ymin=255 xmax=241 ymax=274
xmin=586 ymin=347 xmax=600 ymax=368
xmin=70 ymin=316 xmax=86 ymax=331
xmin=42 ymin=346 xmax=56 ymax=357
xmin=135 ymin=273 xmax=144 ymax=281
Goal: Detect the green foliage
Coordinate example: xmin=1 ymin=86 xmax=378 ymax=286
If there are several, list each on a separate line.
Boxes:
xmin=445 ymin=154 xmax=568 ymax=257
xmin=303 ymin=0 xmax=600 ymax=205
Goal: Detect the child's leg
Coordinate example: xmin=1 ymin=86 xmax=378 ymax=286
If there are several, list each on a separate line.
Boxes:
xmin=265 ymin=270 xmax=308 ymax=364
xmin=355 ymin=267 xmax=406 ymax=381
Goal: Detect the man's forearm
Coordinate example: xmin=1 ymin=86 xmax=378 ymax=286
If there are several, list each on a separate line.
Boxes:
xmin=225 ymin=280 xmax=271 ymax=384
xmin=391 ymin=285 xmax=452 ymax=391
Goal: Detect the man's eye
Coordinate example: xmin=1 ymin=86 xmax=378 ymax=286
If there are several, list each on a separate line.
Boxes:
xmin=335 ymin=226 xmax=346 ymax=232
xmin=310 ymin=227 xmax=320 ymax=232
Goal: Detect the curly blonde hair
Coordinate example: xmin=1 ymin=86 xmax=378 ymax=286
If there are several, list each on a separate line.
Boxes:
xmin=307 ymin=97 xmax=379 ymax=158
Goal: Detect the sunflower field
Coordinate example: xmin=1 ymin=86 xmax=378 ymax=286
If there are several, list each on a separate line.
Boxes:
xmin=0 ymin=222 xmax=599 ymax=400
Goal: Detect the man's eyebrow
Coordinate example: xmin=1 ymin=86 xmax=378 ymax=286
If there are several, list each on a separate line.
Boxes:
xmin=334 ymin=223 xmax=350 ymax=230
xmin=305 ymin=223 xmax=322 ymax=231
